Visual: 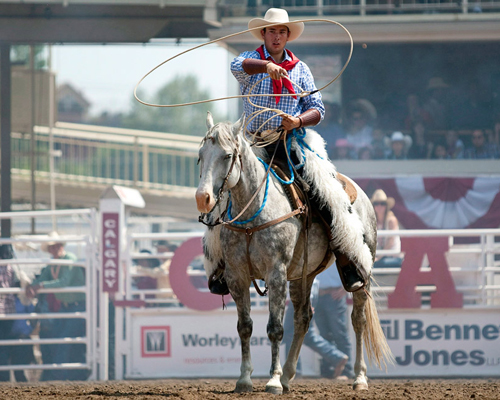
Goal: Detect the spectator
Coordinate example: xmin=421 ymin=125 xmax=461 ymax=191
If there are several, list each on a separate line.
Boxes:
xmin=371 ymin=190 xmax=403 ymax=269
xmin=358 ymin=146 xmax=372 ymax=160
xmin=344 ymin=100 xmax=376 ymax=151
xmin=386 ymin=131 xmax=412 ymax=160
xmin=315 ymin=102 xmax=345 ymax=158
xmin=464 ymin=129 xmax=500 ymax=159
xmin=331 ymin=138 xmax=355 ymax=160
xmin=371 ymin=127 xmax=390 ymax=159
xmin=134 ymin=249 xmax=161 ymax=296
xmin=283 ymin=264 xmax=352 ymax=380
xmin=0 ymin=244 xmax=36 ymax=383
xmin=404 ymin=94 xmax=431 ymax=130
xmin=155 ymin=242 xmax=178 ymax=300
xmin=445 ymin=129 xmax=464 ymax=159
xmin=432 ymin=141 xmax=448 ymax=159
xmin=26 ymin=232 xmax=87 ymax=381
xmin=0 ymin=244 xmax=18 ymax=382
xmin=423 ymin=77 xmax=451 ymax=130
xmin=408 ymin=120 xmax=433 ymax=159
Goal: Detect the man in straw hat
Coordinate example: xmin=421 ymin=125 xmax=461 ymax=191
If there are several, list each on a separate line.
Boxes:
xmin=211 ymin=8 xmax=372 ymax=294
xmin=26 ymin=232 xmax=88 ymax=380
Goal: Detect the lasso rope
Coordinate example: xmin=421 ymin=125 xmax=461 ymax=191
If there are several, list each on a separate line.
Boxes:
xmin=134 ymin=18 xmax=353 ymax=110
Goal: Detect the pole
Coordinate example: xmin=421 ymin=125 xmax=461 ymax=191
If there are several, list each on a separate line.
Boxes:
xmin=30 ymin=45 xmax=36 ymax=233
xmin=48 ymin=45 xmax=57 ymax=231
xmin=0 ymin=44 xmax=12 ymax=238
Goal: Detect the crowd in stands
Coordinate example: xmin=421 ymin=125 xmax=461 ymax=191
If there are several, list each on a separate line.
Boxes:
xmin=317 ymin=77 xmax=500 ymax=161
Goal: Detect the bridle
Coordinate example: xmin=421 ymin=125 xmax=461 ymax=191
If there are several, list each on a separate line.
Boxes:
xmin=198 ymin=133 xmax=280 ymax=228
xmin=198 ymin=130 xmax=310 ymax=298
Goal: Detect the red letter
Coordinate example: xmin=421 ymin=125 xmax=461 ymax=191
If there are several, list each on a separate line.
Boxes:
xmin=169 ymin=237 xmax=230 ymax=311
xmin=387 ymin=237 xmax=462 ymax=308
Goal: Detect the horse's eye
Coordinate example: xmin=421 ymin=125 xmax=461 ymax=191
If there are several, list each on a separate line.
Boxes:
xmin=224 ymin=154 xmax=232 ymax=160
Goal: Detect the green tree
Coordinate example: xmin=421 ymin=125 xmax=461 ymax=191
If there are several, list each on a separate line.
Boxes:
xmin=122 ymin=74 xmax=225 ymax=136
xmin=11 ymin=45 xmax=47 ymax=69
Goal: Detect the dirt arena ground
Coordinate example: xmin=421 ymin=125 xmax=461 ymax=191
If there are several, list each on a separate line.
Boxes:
xmin=1 ymin=378 xmax=499 ymax=400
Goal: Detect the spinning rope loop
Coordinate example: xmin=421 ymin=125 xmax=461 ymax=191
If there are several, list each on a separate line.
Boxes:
xmin=134 ymin=18 xmax=354 ymax=112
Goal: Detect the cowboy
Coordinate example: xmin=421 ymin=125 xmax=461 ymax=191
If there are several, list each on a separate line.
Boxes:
xmin=26 ymin=232 xmax=88 ymax=381
xmin=208 ymin=8 xmax=370 ymax=295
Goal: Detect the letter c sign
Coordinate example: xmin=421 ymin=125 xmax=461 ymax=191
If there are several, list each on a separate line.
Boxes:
xmin=169 ymin=237 xmax=229 ymax=311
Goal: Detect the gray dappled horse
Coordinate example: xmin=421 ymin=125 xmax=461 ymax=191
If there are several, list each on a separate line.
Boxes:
xmin=196 ymin=114 xmax=392 ymax=394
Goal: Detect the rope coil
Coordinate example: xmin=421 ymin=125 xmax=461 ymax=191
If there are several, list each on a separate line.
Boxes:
xmin=134 ymin=18 xmax=353 ymax=109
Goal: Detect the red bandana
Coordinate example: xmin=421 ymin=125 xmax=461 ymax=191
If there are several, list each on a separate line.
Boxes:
xmin=256 ymin=45 xmax=300 ymax=104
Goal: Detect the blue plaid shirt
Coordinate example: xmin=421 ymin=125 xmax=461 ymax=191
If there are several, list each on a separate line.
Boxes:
xmin=231 ymin=47 xmax=325 ymax=132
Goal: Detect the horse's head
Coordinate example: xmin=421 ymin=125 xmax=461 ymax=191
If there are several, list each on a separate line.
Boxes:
xmin=196 ymin=112 xmax=244 ymax=214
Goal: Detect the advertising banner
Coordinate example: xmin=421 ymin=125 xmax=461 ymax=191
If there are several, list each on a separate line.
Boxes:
xmin=102 ymin=212 xmax=120 ymax=293
xmin=367 ymin=310 xmax=500 ymax=377
xmin=127 ymin=309 xmax=319 ymax=379
xmin=126 ymin=308 xmax=500 ymax=378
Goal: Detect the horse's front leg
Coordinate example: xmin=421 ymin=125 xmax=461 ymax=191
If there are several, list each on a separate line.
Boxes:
xmin=281 ymin=277 xmax=314 ymax=393
xmin=351 ymin=287 xmax=369 ymax=391
xmin=265 ymin=265 xmax=287 ymax=395
xmin=227 ymin=272 xmax=254 ymax=393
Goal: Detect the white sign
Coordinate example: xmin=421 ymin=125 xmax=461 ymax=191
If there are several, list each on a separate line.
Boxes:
xmin=126 ymin=309 xmax=319 ymax=378
xmin=366 ymin=310 xmax=500 ymax=377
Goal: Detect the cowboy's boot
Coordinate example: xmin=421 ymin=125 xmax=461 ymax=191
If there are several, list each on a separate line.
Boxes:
xmin=333 ymin=250 xmax=368 ymax=292
xmin=208 ymin=261 xmax=230 ymax=296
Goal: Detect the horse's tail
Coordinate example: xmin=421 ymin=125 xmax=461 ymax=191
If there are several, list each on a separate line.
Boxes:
xmin=363 ymin=284 xmax=395 ymax=370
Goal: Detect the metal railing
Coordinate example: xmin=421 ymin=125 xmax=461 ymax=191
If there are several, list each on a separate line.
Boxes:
xmin=125 ymin=228 xmax=500 ymax=310
xmin=218 ymin=0 xmax=499 ymax=17
xmin=0 ymin=209 xmax=101 ymax=381
xmin=11 ymin=122 xmax=201 ymax=191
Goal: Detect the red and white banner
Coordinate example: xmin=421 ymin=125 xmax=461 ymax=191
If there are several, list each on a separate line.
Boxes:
xmin=356 ymin=177 xmax=500 ymax=229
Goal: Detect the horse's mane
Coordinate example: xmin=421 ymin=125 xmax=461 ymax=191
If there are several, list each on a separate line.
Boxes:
xmin=202 ymin=121 xmax=269 ymax=161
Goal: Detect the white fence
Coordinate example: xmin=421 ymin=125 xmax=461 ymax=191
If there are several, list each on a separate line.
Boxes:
xmin=116 ymin=227 xmax=500 ymax=379
xmin=1 ymin=207 xmax=499 ymax=380
xmin=0 ymin=209 xmax=103 ymax=381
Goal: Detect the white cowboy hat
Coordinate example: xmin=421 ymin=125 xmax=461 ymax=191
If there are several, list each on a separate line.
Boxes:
xmin=41 ymin=231 xmax=64 ymax=253
xmin=390 ymin=131 xmax=413 ymax=151
xmin=248 ymin=8 xmax=304 ymax=42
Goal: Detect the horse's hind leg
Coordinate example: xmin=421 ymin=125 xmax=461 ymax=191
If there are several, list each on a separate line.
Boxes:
xmin=351 ymin=288 xmax=369 ymax=391
xmin=281 ymin=277 xmax=314 ymax=393
xmin=228 ymin=277 xmax=254 ymax=393
xmin=265 ymin=265 xmax=288 ymax=395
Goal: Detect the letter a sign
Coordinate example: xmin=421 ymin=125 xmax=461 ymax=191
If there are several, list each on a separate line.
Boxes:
xmin=102 ymin=212 xmax=119 ymax=293
xmin=388 ymin=237 xmax=463 ymax=308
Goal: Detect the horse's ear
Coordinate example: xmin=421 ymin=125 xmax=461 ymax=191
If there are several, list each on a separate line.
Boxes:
xmin=206 ymin=112 xmax=214 ymax=130
xmin=232 ymin=114 xmax=244 ymax=137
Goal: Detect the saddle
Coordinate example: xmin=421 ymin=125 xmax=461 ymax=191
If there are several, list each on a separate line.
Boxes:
xmin=271 ymin=162 xmax=368 ymax=292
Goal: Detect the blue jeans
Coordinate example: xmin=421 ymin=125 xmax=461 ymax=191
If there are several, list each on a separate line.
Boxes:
xmin=52 ymin=302 xmax=88 ymax=381
xmin=283 ymin=286 xmax=352 ymax=377
xmin=314 ymin=291 xmax=353 ymax=377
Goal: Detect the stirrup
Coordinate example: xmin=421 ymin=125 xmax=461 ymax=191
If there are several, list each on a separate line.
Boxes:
xmin=208 ymin=266 xmax=230 ymax=296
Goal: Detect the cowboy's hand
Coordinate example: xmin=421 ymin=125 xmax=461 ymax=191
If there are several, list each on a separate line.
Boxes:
xmin=26 ymin=283 xmax=41 ymax=298
xmin=280 ymin=114 xmax=301 ymax=131
xmin=266 ymin=63 xmax=287 ymax=80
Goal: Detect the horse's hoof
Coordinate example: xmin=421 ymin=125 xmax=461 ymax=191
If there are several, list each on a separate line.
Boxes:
xmin=353 ymin=382 xmax=369 ymax=391
xmin=265 ymin=385 xmax=283 ymax=395
xmin=234 ymin=382 xmax=253 ymax=393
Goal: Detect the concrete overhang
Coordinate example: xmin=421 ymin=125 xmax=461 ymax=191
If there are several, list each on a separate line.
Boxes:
xmin=0 ymin=1 xmax=211 ymax=43
xmin=209 ymin=13 xmax=500 ymax=54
